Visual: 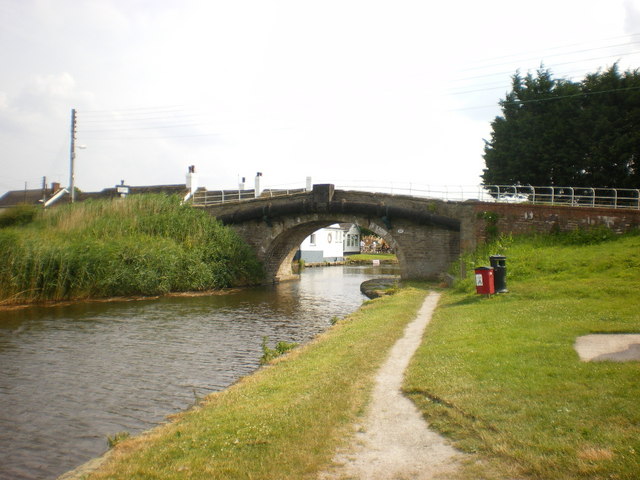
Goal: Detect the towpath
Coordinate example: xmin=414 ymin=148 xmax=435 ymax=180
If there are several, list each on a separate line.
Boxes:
xmin=320 ymin=292 xmax=464 ymax=480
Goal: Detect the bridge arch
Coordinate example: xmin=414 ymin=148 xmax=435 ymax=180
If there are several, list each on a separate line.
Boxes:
xmin=263 ymin=214 xmax=398 ymax=281
xmin=205 ymin=185 xmax=464 ymax=283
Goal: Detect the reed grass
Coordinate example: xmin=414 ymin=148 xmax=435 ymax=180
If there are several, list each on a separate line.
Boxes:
xmin=404 ymin=231 xmax=640 ymax=479
xmin=0 ymin=196 xmax=263 ymax=305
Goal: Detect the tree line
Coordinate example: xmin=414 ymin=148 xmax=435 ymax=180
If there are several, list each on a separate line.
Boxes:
xmin=482 ymin=64 xmax=640 ymax=189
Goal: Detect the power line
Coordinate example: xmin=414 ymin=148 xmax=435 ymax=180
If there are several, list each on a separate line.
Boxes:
xmin=458 ymin=39 xmax=640 ymax=75
xmin=68 ymin=35 xmax=640 ymax=132
xmin=451 ymin=85 xmax=640 ymax=112
xmin=80 ymin=112 xmax=204 ymax=125
xmin=448 ymin=61 xmax=640 ymax=97
xmin=445 ymin=34 xmax=640 ymax=109
xmin=506 ymin=85 xmax=640 ymax=105
xmin=80 ymin=105 xmax=186 ymax=116
xmin=444 ymin=37 xmax=640 ymax=109
xmin=80 ymin=122 xmax=207 ymax=133
xmin=450 ymin=60 xmax=639 ymax=95
xmin=79 ymin=132 xmax=223 ymax=141
xmin=450 ymin=49 xmax=640 ymax=85
xmin=75 ymin=106 xmax=219 ymax=139
xmin=456 ymin=33 xmax=640 ymax=72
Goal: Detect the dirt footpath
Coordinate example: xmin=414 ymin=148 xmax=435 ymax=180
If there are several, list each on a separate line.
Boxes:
xmin=320 ymin=292 xmax=464 ymax=480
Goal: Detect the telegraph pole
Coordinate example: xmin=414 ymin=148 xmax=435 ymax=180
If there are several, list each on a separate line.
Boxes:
xmin=69 ymin=108 xmax=77 ymax=202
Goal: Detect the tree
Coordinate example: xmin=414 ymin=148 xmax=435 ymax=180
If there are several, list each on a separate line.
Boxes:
xmin=482 ymin=65 xmax=640 ymax=188
xmin=578 ymin=65 xmax=640 ymax=188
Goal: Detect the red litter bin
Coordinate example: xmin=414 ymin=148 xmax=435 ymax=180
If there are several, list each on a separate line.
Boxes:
xmin=474 ymin=267 xmax=495 ymax=295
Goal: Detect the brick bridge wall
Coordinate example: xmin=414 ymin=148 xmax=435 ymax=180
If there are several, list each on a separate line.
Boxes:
xmin=472 ymin=202 xmax=640 ymax=244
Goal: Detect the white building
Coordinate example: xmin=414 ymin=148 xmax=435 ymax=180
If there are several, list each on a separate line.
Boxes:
xmin=297 ymin=224 xmax=351 ymax=263
xmin=342 ymin=223 xmax=361 ymax=256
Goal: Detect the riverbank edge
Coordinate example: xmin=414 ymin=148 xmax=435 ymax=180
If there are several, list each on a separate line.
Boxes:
xmin=360 ymin=277 xmax=401 ymax=298
xmin=299 ymin=258 xmax=399 ymax=269
xmin=0 ymin=267 xmax=398 ymax=312
xmin=1 ymin=255 xmax=398 ymax=311
xmin=0 ymin=287 xmax=247 ymax=312
xmin=56 ymin=285 xmax=432 ymax=480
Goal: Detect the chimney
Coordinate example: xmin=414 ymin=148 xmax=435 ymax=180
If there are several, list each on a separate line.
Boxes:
xmin=51 ymin=182 xmax=61 ymax=192
xmin=186 ymin=165 xmax=198 ymax=194
xmin=254 ymin=172 xmax=263 ymax=198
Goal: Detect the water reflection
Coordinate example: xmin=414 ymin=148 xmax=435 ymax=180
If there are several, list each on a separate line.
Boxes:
xmin=0 ymin=265 xmax=398 ymax=480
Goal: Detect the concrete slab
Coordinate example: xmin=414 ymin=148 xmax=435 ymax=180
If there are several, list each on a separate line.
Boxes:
xmin=574 ymin=334 xmax=640 ymax=362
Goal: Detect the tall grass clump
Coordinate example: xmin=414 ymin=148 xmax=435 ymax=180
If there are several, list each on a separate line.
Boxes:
xmin=406 ymin=230 xmax=640 ymax=479
xmin=0 ymin=195 xmax=263 ymax=305
xmin=0 ymin=204 xmax=39 ymax=228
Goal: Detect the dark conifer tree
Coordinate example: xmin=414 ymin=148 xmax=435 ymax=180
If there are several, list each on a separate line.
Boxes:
xmin=482 ymin=65 xmax=640 ymax=188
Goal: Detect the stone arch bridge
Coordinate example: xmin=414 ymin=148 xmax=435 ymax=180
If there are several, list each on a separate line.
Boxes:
xmin=200 ymin=184 xmax=640 ymax=283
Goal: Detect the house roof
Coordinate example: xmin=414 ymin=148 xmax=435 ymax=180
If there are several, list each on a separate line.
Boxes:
xmin=0 ymin=184 xmax=190 ymax=208
xmin=0 ymin=188 xmax=48 ymax=208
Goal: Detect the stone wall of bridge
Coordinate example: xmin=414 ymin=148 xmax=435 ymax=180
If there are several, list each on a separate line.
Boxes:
xmin=224 ymin=210 xmax=462 ymax=282
xmin=203 ymin=187 xmax=473 ymax=283
xmin=201 ymin=185 xmax=640 ymax=284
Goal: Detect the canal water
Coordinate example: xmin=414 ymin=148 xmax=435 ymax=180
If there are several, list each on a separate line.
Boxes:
xmin=0 ymin=265 xmax=398 ymax=480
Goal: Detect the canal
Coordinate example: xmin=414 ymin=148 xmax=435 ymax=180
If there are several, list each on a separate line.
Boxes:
xmin=0 ymin=265 xmax=398 ymax=480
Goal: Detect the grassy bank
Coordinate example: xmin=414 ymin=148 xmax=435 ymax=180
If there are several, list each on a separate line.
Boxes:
xmin=76 ymin=286 xmax=429 ymax=479
xmin=404 ymin=232 xmax=640 ymax=479
xmin=345 ymin=253 xmax=398 ymax=264
xmin=0 ymin=196 xmax=263 ymax=305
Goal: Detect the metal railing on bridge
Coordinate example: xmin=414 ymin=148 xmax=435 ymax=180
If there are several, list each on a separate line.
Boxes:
xmin=192 ymin=187 xmax=308 ymax=206
xmin=480 ymin=185 xmax=640 ymax=210
xmin=192 ymin=182 xmax=640 ymax=210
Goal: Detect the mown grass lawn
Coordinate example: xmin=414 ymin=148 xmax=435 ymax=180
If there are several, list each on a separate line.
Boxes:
xmin=404 ymin=232 xmax=640 ymax=480
xmin=345 ymin=253 xmax=398 ymax=263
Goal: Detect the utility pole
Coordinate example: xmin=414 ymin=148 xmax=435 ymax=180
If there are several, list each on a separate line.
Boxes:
xmin=69 ymin=108 xmax=77 ymax=202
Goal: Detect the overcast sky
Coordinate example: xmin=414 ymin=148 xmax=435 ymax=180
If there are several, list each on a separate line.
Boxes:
xmin=1 ymin=0 xmax=640 ymax=196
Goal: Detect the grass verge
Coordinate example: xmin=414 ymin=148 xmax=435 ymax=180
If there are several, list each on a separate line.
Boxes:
xmin=345 ymin=253 xmax=398 ymax=264
xmin=404 ymin=232 xmax=640 ymax=480
xmin=80 ymin=285 xmax=430 ymax=480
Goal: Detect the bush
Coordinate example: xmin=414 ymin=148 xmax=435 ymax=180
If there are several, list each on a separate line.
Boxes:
xmin=552 ymin=225 xmax=615 ymax=245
